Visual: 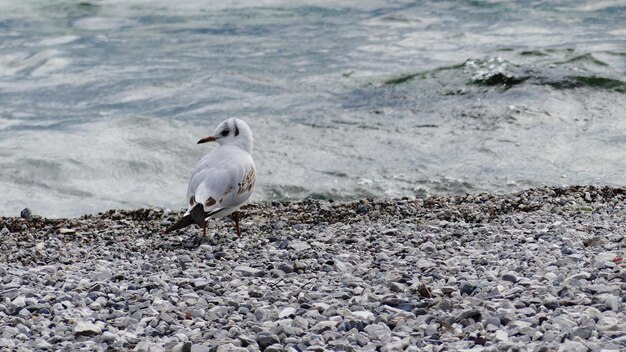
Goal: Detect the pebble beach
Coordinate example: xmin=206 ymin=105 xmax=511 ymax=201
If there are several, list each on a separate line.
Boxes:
xmin=1 ymin=186 xmax=625 ymax=351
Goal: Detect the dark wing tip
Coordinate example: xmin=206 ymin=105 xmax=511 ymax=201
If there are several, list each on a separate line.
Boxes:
xmin=165 ymin=214 xmax=194 ymax=233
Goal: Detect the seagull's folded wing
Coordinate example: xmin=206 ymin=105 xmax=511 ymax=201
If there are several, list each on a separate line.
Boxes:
xmin=186 ymin=166 xmax=231 ymax=214
xmin=185 ymin=150 xmax=255 ymax=215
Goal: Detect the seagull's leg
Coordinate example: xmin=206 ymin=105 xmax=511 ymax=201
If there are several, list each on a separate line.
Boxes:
xmin=202 ymin=220 xmax=207 ymax=240
xmin=234 ymin=211 xmax=241 ymax=236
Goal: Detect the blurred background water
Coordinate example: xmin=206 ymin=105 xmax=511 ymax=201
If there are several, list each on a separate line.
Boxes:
xmin=0 ymin=0 xmax=625 ymax=217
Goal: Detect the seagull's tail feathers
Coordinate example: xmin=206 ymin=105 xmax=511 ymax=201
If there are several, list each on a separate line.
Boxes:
xmin=165 ymin=203 xmax=205 ymax=233
xmin=165 ymin=203 xmax=227 ymax=233
xmin=165 ymin=214 xmax=194 ymax=233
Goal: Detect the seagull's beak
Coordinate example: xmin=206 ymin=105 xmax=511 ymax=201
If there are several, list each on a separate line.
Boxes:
xmin=197 ymin=136 xmax=217 ymax=144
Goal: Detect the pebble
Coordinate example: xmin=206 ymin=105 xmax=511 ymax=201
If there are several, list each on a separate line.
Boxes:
xmin=495 ymin=330 xmax=508 ymax=341
xmin=20 ymin=208 xmax=32 ymax=219
xmin=278 ymin=307 xmax=297 ymax=318
xmin=485 ymin=317 xmax=501 ymax=327
xmin=501 ymin=273 xmax=518 ymax=283
xmin=256 ymin=333 xmax=280 ymax=350
xmin=389 ymin=282 xmax=405 ymax=293
xmin=74 ymin=322 xmax=102 ymax=336
xmin=10 ymin=296 xmax=26 ymax=312
xmin=0 ymin=186 xmax=623 ymax=351
xmin=350 ymin=311 xmax=375 ymax=322
xmin=234 ymin=266 xmax=264 ymax=277
xmin=459 ymin=282 xmax=477 ymax=295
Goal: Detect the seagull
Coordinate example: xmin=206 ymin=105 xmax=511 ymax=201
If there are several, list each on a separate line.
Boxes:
xmin=165 ymin=118 xmax=256 ymax=239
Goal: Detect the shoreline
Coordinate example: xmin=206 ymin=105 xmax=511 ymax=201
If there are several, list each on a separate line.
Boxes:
xmin=1 ymin=185 xmax=625 ymax=351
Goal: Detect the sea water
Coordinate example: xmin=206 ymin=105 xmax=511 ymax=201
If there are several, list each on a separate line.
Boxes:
xmin=0 ymin=0 xmax=625 ymax=217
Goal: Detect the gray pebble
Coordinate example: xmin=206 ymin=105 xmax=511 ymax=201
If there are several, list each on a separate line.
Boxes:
xmin=20 ymin=208 xmax=32 ymax=219
xmin=485 ymin=317 xmax=501 ymax=327
xmin=502 ymin=273 xmax=518 ymax=283
xmin=256 ymin=333 xmax=280 ymax=350
xmin=0 ymin=186 xmax=624 ymax=352
xmin=389 ymin=282 xmax=405 ymax=293
xmin=277 ymin=262 xmax=294 ymax=273
xmin=459 ymin=282 xmax=476 ymax=296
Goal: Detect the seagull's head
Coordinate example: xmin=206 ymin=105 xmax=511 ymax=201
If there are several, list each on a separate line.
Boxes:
xmin=197 ymin=118 xmax=253 ymax=153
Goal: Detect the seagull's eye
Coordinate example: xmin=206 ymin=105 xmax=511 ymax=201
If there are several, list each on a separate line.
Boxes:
xmin=221 ymin=129 xmax=230 ymax=137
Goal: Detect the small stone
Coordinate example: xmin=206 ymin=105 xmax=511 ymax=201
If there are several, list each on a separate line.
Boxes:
xmin=334 ymin=260 xmax=349 ymax=272
xmin=495 ymin=330 xmax=508 ymax=341
xmin=382 ymin=296 xmax=401 ymax=306
xmin=376 ymin=252 xmax=389 ymax=261
xmin=570 ymin=327 xmax=592 ymax=340
xmin=254 ymin=308 xmax=274 ymax=322
xmin=101 ymin=331 xmax=117 ymax=342
xmin=564 ymin=272 xmax=591 ymax=283
xmin=191 ymin=309 xmax=205 ymax=318
xmin=35 ymin=340 xmax=53 ymax=350
xmin=289 ymin=240 xmax=311 ymax=251
xmin=421 ymin=242 xmax=436 ymax=252
xmin=436 ymin=299 xmax=452 ymax=311
xmin=256 ymin=333 xmax=280 ymax=350
xmin=356 ymin=205 xmax=369 ymax=215
xmin=382 ymin=228 xmax=397 ymax=235
xmin=190 ymin=345 xmax=211 ymax=352
xmin=292 ymin=316 xmax=309 ymax=330
xmin=598 ymin=316 xmax=620 ymax=331
xmin=455 ymin=310 xmax=482 ymax=323
xmin=0 ymin=339 xmax=15 ymax=349
xmin=74 ymin=322 xmax=102 ymax=336
xmin=561 ymin=340 xmax=588 ymax=352
xmin=542 ymin=297 xmax=559 ymax=310
xmin=338 ymin=320 xmax=366 ymax=332
xmin=459 ymin=282 xmax=476 ymax=295
xmin=216 ymin=344 xmax=246 ymax=352
xmin=351 ymin=311 xmax=375 ymax=322
xmin=603 ymin=295 xmax=619 ymax=311
xmin=396 ymin=302 xmax=415 ymax=312
xmin=59 ymin=228 xmax=76 ymax=234
xmin=269 ymin=269 xmax=285 ymax=278
xmin=18 ymin=308 xmax=31 ymax=318
xmin=10 ymin=296 xmax=26 ymax=312
xmin=277 ymin=262 xmax=294 ymax=273
xmin=511 ymin=320 xmax=533 ymax=328
xmin=134 ymin=339 xmax=152 ymax=352
xmin=311 ymin=320 xmax=339 ymax=333
xmin=20 ymin=208 xmax=32 ymax=219
xmin=417 ymin=284 xmax=433 ymax=298
xmin=0 ymin=227 xmax=9 ymax=236
xmin=485 ymin=317 xmax=500 ymax=327
xmin=279 ymin=307 xmax=297 ymax=318
xmin=363 ymin=323 xmax=391 ymax=341
xmin=544 ymin=272 xmax=557 ymax=281
xmin=390 ymin=282 xmax=405 ymax=293
xmin=2 ymin=327 xmax=18 ymax=338
xmin=234 ymin=266 xmax=263 ymax=277
xmin=441 ymin=286 xmax=456 ymax=294
xmin=293 ymin=260 xmax=307 ymax=271
xmin=160 ymin=312 xmax=175 ymax=323
xmin=380 ymin=338 xmax=410 ymax=352
xmin=502 ymin=273 xmax=518 ymax=284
